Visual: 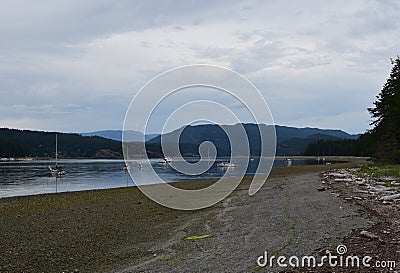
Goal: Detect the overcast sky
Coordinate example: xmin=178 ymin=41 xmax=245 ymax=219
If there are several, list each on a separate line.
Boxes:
xmin=1 ymin=0 xmax=399 ymax=134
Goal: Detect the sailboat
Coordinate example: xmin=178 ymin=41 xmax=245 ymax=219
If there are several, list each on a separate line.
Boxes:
xmin=217 ymin=162 xmax=238 ymax=168
xmin=48 ymin=134 xmax=66 ymax=176
xmin=159 ymin=156 xmax=172 ymax=164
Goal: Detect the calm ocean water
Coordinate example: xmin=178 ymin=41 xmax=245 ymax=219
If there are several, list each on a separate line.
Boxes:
xmin=0 ymin=158 xmax=320 ymax=198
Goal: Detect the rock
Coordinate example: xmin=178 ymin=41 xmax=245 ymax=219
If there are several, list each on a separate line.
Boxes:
xmin=360 ymin=230 xmax=382 ymax=241
xmin=317 ymin=187 xmax=326 ymax=191
xmin=379 ymin=193 xmax=400 ymax=201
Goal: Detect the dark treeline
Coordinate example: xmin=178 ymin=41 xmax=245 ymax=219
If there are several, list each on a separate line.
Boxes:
xmin=303 ymin=138 xmax=373 ymax=157
xmin=304 ymin=56 xmax=400 ymax=162
xmin=366 ymin=57 xmax=400 ymax=163
xmin=0 ymin=128 xmax=123 ymax=158
xmin=304 ymin=139 xmax=361 ymax=156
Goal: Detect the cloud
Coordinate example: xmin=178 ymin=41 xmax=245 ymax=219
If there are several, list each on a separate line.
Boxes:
xmin=0 ymin=0 xmax=399 ymax=134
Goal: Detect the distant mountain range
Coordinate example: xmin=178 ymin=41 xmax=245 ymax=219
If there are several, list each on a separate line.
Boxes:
xmin=81 ymin=130 xmax=158 ymax=142
xmin=147 ymin=124 xmax=359 ymax=156
xmin=0 ymin=124 xmax=359 ymax=158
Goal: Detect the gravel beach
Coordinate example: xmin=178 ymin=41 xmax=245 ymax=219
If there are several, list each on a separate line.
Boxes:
xmin=0 ymin=159 xmax=378 ymax=273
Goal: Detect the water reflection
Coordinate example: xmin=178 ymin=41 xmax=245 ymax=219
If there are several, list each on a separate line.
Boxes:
xmin=0 ymin=158 xmax=324 ymax=198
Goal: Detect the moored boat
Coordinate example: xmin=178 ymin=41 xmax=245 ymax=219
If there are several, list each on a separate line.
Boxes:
xmin=48 ymin=134 xmax=65 ymax=176
xmin=217 ymin=162 xmax=237 ymax=168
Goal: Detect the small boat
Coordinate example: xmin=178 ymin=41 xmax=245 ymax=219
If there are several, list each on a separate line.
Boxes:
xmin=49 ymin=133 xmax=65 ymax=176
xmin=217 ymin=162 xmax=238 ymax=168
xmin=49 ymin=166 xmax=66 ymax=176
xmin=164 ymin=156 xmax=172 ymax=163
xmin=159 ymin=156 xmax=172 ymax=164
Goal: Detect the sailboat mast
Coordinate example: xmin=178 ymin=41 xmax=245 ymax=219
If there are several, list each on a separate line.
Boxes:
xmin=55 ymin=133 xmax=58 ymax=168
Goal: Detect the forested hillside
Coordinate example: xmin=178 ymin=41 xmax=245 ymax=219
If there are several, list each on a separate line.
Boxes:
xmin=0 ymin=129 xmax=123 ymax=158
xmin=365 ymin=57 xmax=400 ymax=163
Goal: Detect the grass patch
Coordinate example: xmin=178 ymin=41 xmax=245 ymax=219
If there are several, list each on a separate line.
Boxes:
xmin=356 ymin=164 xmax=400 ymax=179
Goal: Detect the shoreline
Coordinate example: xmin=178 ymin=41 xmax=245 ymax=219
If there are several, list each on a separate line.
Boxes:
xmin=286 ymin=167 xmax=400 ymax=272
xmin=0 ymin=159 xmax=374 ymax=272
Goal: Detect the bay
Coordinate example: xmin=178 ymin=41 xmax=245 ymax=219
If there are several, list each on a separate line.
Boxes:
xmin=0 ymin=157 xmax=321 ymax=198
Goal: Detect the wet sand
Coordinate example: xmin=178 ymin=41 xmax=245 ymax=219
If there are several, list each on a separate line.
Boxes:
xmin=0 ymin=158 xmax=371 ymax=272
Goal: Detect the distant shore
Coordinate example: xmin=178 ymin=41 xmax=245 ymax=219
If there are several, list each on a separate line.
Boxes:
xmin=0 ymin=155 xmax=370 ymax=161
xmin=0 ymin=158 xmax=376 ymax=272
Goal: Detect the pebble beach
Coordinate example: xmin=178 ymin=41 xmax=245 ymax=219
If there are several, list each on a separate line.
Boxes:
xmin=2 ymin=158 xmax=398 ymax=272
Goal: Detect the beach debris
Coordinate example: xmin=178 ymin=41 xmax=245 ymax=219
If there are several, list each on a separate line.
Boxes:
xmin=379 ymin=193 xmax=400 ymax=201
xmin=354 ymin=190 xmax=369 ymax=194
xmin=323 ymin=167 xmax=400 ymax=210
xmin=335 ymin=178 xmax=353 ymax=182
xmin=356 ymin=180 xmax=366 ymax=186
xmin=378 ymin=176 xmax=397 ymax=182
xmin=360 ymin=230 xmax=382 ymax=241
xmin=328 ymin=172 xmax=347 ymax=178
xmin=184 ymin=234 xmax=213 ymax=240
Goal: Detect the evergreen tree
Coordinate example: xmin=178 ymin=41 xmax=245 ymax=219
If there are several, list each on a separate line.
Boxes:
xmin=367 ymin=57 xmax=400 ymax=163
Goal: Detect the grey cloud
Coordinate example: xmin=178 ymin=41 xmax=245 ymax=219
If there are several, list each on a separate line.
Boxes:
xmin=230 ymin=41 xmax=288 ymax=74
xmin=0 ymin=0 xmax=399 ymax=133
xmin=0 ymin=0 xmax=239 ymax=53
